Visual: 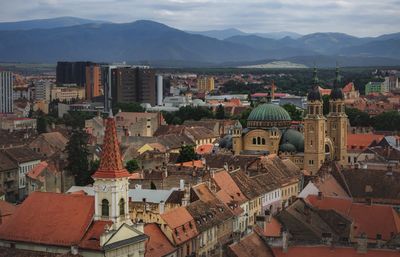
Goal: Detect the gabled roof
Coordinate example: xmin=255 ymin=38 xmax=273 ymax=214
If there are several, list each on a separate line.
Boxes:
xmin=213 ymin=170 xmax=248 ymax=204
xmin=32 ymin=132 xmax=68 ymax=150
xmin=4 ymin=146 xmax=42 ymax=164
xmin=26 ymin=161 xmax=48 ymax=182
xmin=79 ymin=220 xmax=112 ymax=250
xmin=306 ymin=195 xmax=400 ymax=241
xmin=0 ymin=192 xmax=94 ymax=247
xmin=0 ymin=152 xmax=18 ymax=171
xmin=272 ymin=245 xmax=400 ymax=257
xmin=347 ymin=134 xmax=384 ymax=150
xmin=230 ymin=170 xmax=264 ymax=200
xmin=160 ymin=207 xmax=198 ymax=245
xmin=0 ymin=200 xmax=17 ymax=224
xmin=144 ymin=223 xmax=176 ymax=257
xmin=228 ymin=232 xmax=275 ymax=257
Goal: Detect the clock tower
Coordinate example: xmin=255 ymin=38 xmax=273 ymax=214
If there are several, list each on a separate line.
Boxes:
xmin=92 ymin=113 xmax=132 ymax=229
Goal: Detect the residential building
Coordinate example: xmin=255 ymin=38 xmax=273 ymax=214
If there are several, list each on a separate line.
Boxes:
xmin=85 ymin=64 xmax=102 ymax=100
xmin=0 ymin=117 xmax=37 ymax=131
xmin=144 ymin=223 xmax=177 ymax=257
xmin=50 ymin=86 xmax=85 ymax=102
xmin=29 ymin=132 xmax=68 ymax=159
xmin=0 ymin=71 xmax=13 ymax=114
xmin=26 ymin=161 xmax=63 ymax=194
xmin=0 ymin=152 xmax=18 ymax=202
xmin=197 ymin=76 xmax=215 ymax=92
xmin=3 ymin=147 xmax=41 ymax=200
xmin=342 ymin=82 xmax=360 ymax=99
xmin=365 ymin=81 xmax=389 ymax=95
xmin=34 ymin=80 xmax=52 ymax=101
xmin=160 ymin=207 xmax=199 ymax=257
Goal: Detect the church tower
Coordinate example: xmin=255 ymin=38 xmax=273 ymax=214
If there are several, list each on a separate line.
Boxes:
xmin=93 ymin=113 xmax=132 ymax=229
xmin=327 ymin=66 xmax=347 ymax=165
xmin=304 ymin=67 xmax=326 ymax=175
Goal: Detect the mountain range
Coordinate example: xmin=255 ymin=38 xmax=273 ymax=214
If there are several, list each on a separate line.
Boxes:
xmin=0 ymin=17 xmax=399 ymax=67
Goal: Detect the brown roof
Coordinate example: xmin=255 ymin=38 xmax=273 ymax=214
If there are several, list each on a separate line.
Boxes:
xmin=157 ymin=134 xmax=195 ymax=150
xmin=228 ymin=232 xmax=275 ymax=257
xmin=0 ymin=247 xmax=83 ymax=257
xmin=165 ymin=190 xmax=184 ymax=204
xmin=213 ymin=170 xmax=248 ymax=204
xmin=204 ymin=153 xmax=258 ymax=170
xmin=160 ymin=207 xmax=198 ymax=245
xmin=186 ymin=199 xmax=233 ymax=233
xmin=272 ymin=246 xmax=400 ymax=257
xmin=4 ymin=146 xmax=42 ymax=163
xmin=0 ymin=152 xmax=18 ymax=171
xmin=0 ymin=192 xmax=94 ymax=247
xmin=230 ymin=170 xmax=264 ymax=200
xmin=144 ymin=223 xmax=176 ymax=257
xmin=307 ymin=195 xmax=400 ymax=241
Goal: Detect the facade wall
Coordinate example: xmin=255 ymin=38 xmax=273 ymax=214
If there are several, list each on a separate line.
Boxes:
xmin=0 ymin=71 xmax=13 ymax=114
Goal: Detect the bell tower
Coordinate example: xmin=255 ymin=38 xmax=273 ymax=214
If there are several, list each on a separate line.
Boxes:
xmin=93 ymin=113 xmax=132 ymax=229
xmin=304 ymin=67 xmax=326 ymax=175
xmin=327 ymin=65 xmax=347 ymax=165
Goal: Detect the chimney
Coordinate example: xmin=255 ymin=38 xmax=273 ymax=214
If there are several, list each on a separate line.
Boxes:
xmin=159 ymin=200 xmax=165 ymax=214
xmin=356 ymin=233 xmax=368 ymax=254
xmin=282 ymin=230 xmax=289 ymax=253
xmin=317 ymin=191 xmax=323 ymax=200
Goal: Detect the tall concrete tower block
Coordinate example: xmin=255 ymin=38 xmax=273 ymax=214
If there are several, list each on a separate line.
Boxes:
xmin=157 ymin=75 xmax=163 ymax=106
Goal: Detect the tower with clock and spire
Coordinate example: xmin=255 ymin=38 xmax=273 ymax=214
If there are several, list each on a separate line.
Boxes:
xmin=92 ymin=112 xmax=132 ymax=230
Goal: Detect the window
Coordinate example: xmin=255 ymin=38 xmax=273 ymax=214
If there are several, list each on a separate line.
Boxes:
xmin=252 ymin=138 xmax=256 ymax=144
xmin=101 ymin=199 xmax=109 ymax=217
xmin=261 ymin=138 xmax=266 ymax=145
xmin=257 ymin=137 xmax=261 ymax=145
xmin=119 ymin=198 xmax=125 ymax=216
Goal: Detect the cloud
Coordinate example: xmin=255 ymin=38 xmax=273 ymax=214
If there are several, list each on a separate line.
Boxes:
xmin=0 ymin=0 xmax=399 ymax=36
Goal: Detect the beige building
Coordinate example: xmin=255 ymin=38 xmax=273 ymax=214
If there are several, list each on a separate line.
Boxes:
xmin=50 ymin=86 xmax=85 ymax=102
xmin=197 ymin=76 xmax=215 ymax=92
xmin=232 ymin=68 xmax=348 ymax=175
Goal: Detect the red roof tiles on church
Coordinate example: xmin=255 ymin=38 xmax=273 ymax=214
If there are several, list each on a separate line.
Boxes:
xmin=93 ymin=117 xmax=130 ymax=179
xmin=0 ymin=192 xmax=94 ymax=247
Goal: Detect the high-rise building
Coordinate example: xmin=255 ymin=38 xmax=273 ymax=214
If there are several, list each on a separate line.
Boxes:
xmin=107 ymin=66 xmax=156 ymax=108
xmin=56 ymin=61 xmax=93 ymax=86
xmin=85 ymin=64 xmax=102 ymax=100
xmin=34 ymin=80 xmax=52 ymax=101
xmin=197 ymin=76 xmax=215 ymax=92
xmin=0 ymin=71 xmax=13 ymax=114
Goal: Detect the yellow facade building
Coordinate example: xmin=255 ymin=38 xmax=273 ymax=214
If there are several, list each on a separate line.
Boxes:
xmin=197 ymin=76 xmax=215 ymax=92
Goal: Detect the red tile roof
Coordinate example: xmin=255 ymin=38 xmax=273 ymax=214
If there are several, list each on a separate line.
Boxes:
xmin=196 ymin=144 xmax=214 ymax=155
xmin=347 ymin=134 xmax=384 ymax=150
xmin=26 ymin=161 xmax=48 ymax=182
xmin=343 ymin=82 xmax=355 ymax=93
xmin=79 ymin=220 xmax=112 ymax=250
xmin=0 ymin=200 xmax=17 ymax=225
xmin=213 ymin=170 xmax=248 ymax=204
xmin=306 ymin=195 xmax=400 ymax=241
xmin=228 ymin=233 xmax=275 ymax=257
xmin=93 ymin=117 xmax=130 ymax=179
xmin=0 ymin=192 xmax=94 ymax=246
xmin=160 ymin=207 xmax=198 ymax=245
xmin=144 ymin=223 xmax=176 ymax=257
xmin=272 ymin=246 xmax=400 ymax=257
xmin=175 ymin=160 xmax=204 ymax=168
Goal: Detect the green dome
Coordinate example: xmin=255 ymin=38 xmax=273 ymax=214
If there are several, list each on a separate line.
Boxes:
xmin=247 ymin=103 xmax=291 ymax=129
xmin=279 ymin=143 xmax=297 ymax=153
xmin=279 ymin=128 xmax=304 ymax=152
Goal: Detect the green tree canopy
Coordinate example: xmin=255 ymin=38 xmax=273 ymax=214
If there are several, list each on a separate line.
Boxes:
xmin=177 ymin=144 xmax=198 ymax=163
xmin=65 ymin=129 xmax=91 ymax=186
xmin=282 ymin=104 xmax=303 ymax=121
xmin=372 ymin=111 xmax=400 ymax=131
xmin=215 ymin=104 xmax=225 ymax=119
xmin=126 ymin=159 xmax=140 ymax=173
xmin=113 ymin=102 xmax=144 ymax=114
xmin=345 ymin=107 xmax=372 ymax=127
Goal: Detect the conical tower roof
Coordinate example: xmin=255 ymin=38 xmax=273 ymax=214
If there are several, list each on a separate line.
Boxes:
xmin=92 ymin=116 xmax=130 ymax=179
xmin=330 ymin=64 xmax=344 ymax=100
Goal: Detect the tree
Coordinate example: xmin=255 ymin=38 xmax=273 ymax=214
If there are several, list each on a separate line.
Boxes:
xmin=37 ymin=115 xmax=47 ymax=134
xmin=372 ymin=111 xmax=400 ymax=131
xmin=177 ymin=144 xmax=198 ymax=163
xmin=113 ymin=102 xmax=144 ymax=114
xmin=237 ymin=107 xmax=253 ymax=128
xmin=126 ymin=159 xmax=140 ymax=173
xmin=282 ymin=104 xmax=303 ymax=121
xmin=215 ymin=104 xmax=225 ymax=119
xmin=65 ymin=129 xmax=91 ymax=186
xmin=345 ymin=107 xmax=371 ymax=127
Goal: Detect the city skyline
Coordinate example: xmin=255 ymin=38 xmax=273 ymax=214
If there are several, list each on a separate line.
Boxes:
xmin=0 ymin=0 xmax=399 ymax=37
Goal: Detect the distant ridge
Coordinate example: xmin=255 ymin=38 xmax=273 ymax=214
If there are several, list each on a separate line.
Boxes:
xmin=0 ymin=18 xmax=399 ymax=67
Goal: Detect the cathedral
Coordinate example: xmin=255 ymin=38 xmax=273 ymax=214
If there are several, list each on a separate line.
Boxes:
xmin=232 ymin=67 xmax=348 ymax=175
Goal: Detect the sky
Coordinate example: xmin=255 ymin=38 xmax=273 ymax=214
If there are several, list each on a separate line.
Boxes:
xmin=1 ymin=0 xmax=399 ymax=36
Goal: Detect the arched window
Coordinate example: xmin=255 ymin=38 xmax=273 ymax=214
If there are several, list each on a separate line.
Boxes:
xmin=316 ymin=106 xmax=319 ymax=115
xmin=119 ymin=198 xmax=125 ymax=216
xmin=261 ymin=138 xmax=266 ymax=145
xmin=101 ymin=199 xmax=109 ymax=217
xmin=252 ymin=138 xmax=256 ymax=144
xmin=257 ymin=137 xmax=261 ymax=145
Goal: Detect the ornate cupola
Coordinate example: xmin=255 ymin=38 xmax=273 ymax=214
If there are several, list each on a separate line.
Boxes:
xmin=307 ymin=66 xmax=322 ymax=102
xmin=93 ymin=113 xmax=132 ymax=229
xmin=330 ymin=65 xmax=344 ymax=101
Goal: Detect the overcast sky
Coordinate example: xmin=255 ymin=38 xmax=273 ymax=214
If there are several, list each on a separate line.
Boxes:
xmin=1 ymin=0 xmax=399 ymax=36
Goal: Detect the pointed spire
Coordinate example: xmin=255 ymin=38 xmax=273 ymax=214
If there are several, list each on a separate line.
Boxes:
xmin=312 ymin=63 xmax=319 ymax=86
xmin=330 ymin=62 xmax=344 ymax=100
xmin=334 ymin=62 xmax=341 ymax=87
xmin=93 ymin=116 xmax=130 ymax=179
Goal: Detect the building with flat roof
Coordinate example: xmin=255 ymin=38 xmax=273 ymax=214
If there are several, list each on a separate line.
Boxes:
xmin=85 ymin=64 xmax=102 ymax=100
xmin=0 ymin=72 xmax=13 ymax=114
